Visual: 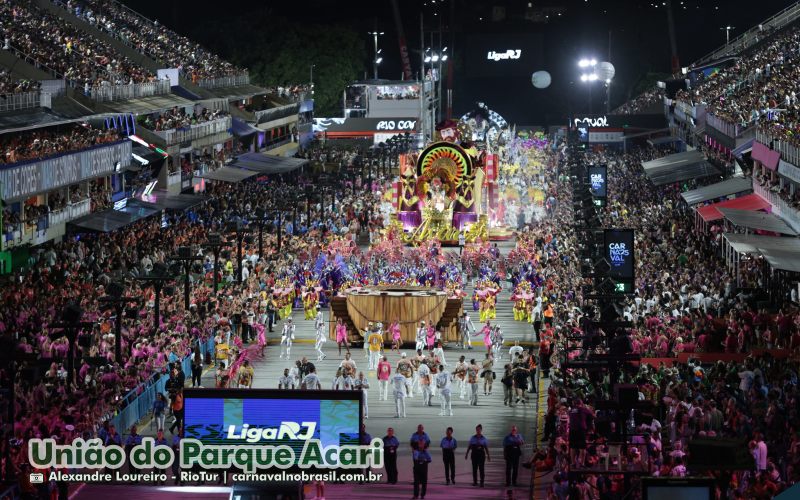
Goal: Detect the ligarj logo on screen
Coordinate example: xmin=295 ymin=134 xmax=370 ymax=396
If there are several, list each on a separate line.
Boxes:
xmin=608 ymin=243 xmax=630 ymax=267
xmin=227 ymin=422 xmax=318 ymax=443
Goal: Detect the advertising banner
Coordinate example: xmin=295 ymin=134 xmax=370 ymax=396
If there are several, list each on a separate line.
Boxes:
xmin=778 ymin=158 xmax=800 ymax=184
xmin=588 ymin=164 xmax=608 ymax=199
xmin=0 ymin=140 xmax=132 ymax=201
xmin=183 ymin=389 xmax=361 ymax=468
xmin=604 ymin=229 xmax=635 ymax=282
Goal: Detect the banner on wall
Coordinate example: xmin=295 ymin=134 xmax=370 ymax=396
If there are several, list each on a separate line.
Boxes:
xmin=778 ymin=158 xmax=800 ymax=184
xmin=156 ymin=68 xmax=180 ymax=87
xmin=0 ymin=140 xmax=132 ymax=201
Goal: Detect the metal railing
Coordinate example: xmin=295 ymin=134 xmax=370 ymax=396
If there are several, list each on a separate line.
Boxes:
xmin=0 ymin=90 xmax=40 ymax=112
xmin=693 ymin=2 xmax=800 ymax=66
xmin=265 ymin=89 xmax=310 ymax=104
xmin=90 ymin=79 xmax=171 ymax=103
xmin=40 ymin=79 xmax=66 ymax=97
xmin=255 ymin=103 xmax=300 ymax=124
xmin=47 ymin=198 xmax=91 ymax=227
xmin=757 ymin=128 xmax=800 ymax=166
xmin=753 ymin=180 xmax=800 ymax=233
xmin=167 ymin=171 xmax=182 ymax=186
xmin=197 ymin=74 xmax=250 ymax=89
xmin=155 ymin=116 xmax=232 ymax=146
xmin=110 ymin=353 xmax=195 ymax=435
xmin=199 ymin=98 xmax=230 ymax=113
xmin=706 ymin=113 xmax=753 ymax=138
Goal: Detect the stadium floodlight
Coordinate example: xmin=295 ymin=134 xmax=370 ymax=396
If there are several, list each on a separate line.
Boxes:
xmin=441 ymin=54 xmax=448 ymax=61
xmin=578 ymin=58 xmax=597 ymax=68
xmin=425 ymin=55 xmax=432 ymax=63
xmin=376 ymin=57 xmax=383 ymax=64
xmin=580 ymin=74 xmax=588 ymax=82
xmin=432 ymin=54 xmax=440 ymax=62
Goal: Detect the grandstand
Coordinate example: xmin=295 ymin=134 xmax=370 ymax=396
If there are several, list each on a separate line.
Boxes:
xmin=0 ymin=0 xmax=314 ymax=256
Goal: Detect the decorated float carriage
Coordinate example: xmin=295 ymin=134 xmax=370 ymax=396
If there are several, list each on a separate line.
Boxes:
xmin=391 ymin=119 xmax=492 ymax=245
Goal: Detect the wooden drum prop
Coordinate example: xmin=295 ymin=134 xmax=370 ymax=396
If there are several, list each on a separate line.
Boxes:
xmin=341 ymin=286 xmax=449 ymax=343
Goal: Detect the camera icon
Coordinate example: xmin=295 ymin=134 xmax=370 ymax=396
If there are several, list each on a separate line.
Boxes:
xmin=30 ymin=472 xmax=44 ymax=484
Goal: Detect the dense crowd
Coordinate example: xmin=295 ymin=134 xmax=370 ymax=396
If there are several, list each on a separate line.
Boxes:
xmin=0 ymin=123 xmax=121 ymax=165
xmin=0 ymin=70 xmax=40 ymax=96
xmin=532 ymin=144 xmax=800 ymax=499
xmin=669 ymin=23 xmax=800 ymax=150
xmin=0 ymin=145 xmax=391 ymax=487
xmin=138 ymin=107 xmax=229 ymax=132
xmin=53 ymin=0 xmax=246 ymax=81
xmin=376 ymin=86 xmax=420 ymax=100
xmin=265 ymin=84 xmax=313 ymax=101
xmin=1 ymin=0 xmax=153 ymax=88
xmin=613 ymin=87 xmax=664 ymax=115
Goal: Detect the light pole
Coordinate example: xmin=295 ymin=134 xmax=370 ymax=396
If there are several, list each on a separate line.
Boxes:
xmin=310 ymin=64 xmax=315 ymax=90
xmin=253 ymin=208 xmax=270 ymax=259
xmin=368 ymin=31 xmax=384 ymax=79
xmin=135 ymin=262 xmax=175 ymax=332
xmin=171 ymin=245 xmax=203 ymax=311
xmin=47 ymin=303 xmax=95 ymax=392
xmin=722 ymin=25 xmax=735 ymax=46
xmin=98 ymin=281 xmax=141 ymax=365
xmin=205 ymin=232 xmax=223 ymax=295
xmin=226 ymin=221 xmax=252 ymax=285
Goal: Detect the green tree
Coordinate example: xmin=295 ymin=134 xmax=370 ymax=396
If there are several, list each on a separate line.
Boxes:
xmin=189 ymin=13 xmax=365 ymax=117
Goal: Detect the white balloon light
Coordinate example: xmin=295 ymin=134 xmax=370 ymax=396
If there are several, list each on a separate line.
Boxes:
xmin=596 ymin=61 xmax=615 ymax=83
xmin=531 ymin=70 xmax=552 ymax=89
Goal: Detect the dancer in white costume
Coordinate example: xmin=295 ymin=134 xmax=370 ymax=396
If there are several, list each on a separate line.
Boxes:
xmin=314 ymin=312 xmax=327 ymax=361
xmin=280 ymin=318 xmax=295 ymax=359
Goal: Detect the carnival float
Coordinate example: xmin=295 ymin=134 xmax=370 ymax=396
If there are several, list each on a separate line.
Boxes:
xmin=389 ymin=104 xmax=523 ymax=245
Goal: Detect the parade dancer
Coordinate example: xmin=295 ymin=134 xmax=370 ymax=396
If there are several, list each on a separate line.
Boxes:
xmin=425 ymin=320 xmax=437 ymax=354
xmin=362 ymin=322 xmax=373 ymax=360
xmin=354 ymin=371 xmax=370 ymax=419
xmin=435 ymin=365 xmax=453 ymax=416
xmin=397 ymin=353 xmax=414 ymax=398
xmin=459 ymin=312 xmax=475 ymax=350
xmin=467 ymin=358 xmax=480 ymax=406
xmin=481 ymin=321 xmax=493 ymax=355
xmin=367 ymin=327 xmax=384 ymax=370
xmin=432 ymin=341 xmax=447 ymax=369
xmin=455 ymin=355 xmax=468 ymax=399
xmin=377 ymin=356 xmax=392 ymax=400
xmin=303 ymin=286 xmax=318 ymax=320
xmin=418 ymin=361 xmax=432 ymax=406
xmin=280 ymin=318 xmax=295 ymax=359
xmin=314 ymin=311 xmax=327 ymax=361
xmin=390 ymin=319 xmax=402 ymax=352
xmin=415 ymin=321 xmax=427 ymax=352
xmin=391 ymin=369 xmax=409 ymax=418
xmin=492 ymin=325 xmax=504 ymax=361
xmin=256 ymin=322 xmax=266 ymax=357
xmin=411 ymin=349 xmax=426 ymax=397
xmin=335 ymin=317 xmax=350 ymax=356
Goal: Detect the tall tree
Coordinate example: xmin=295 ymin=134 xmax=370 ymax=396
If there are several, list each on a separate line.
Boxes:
xmin=187 ymin=12 xmax=365 ymax=117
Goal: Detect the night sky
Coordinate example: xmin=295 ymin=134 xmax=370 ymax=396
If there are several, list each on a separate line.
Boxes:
xmin=123 ymin=0 xmax=791 ymax=125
